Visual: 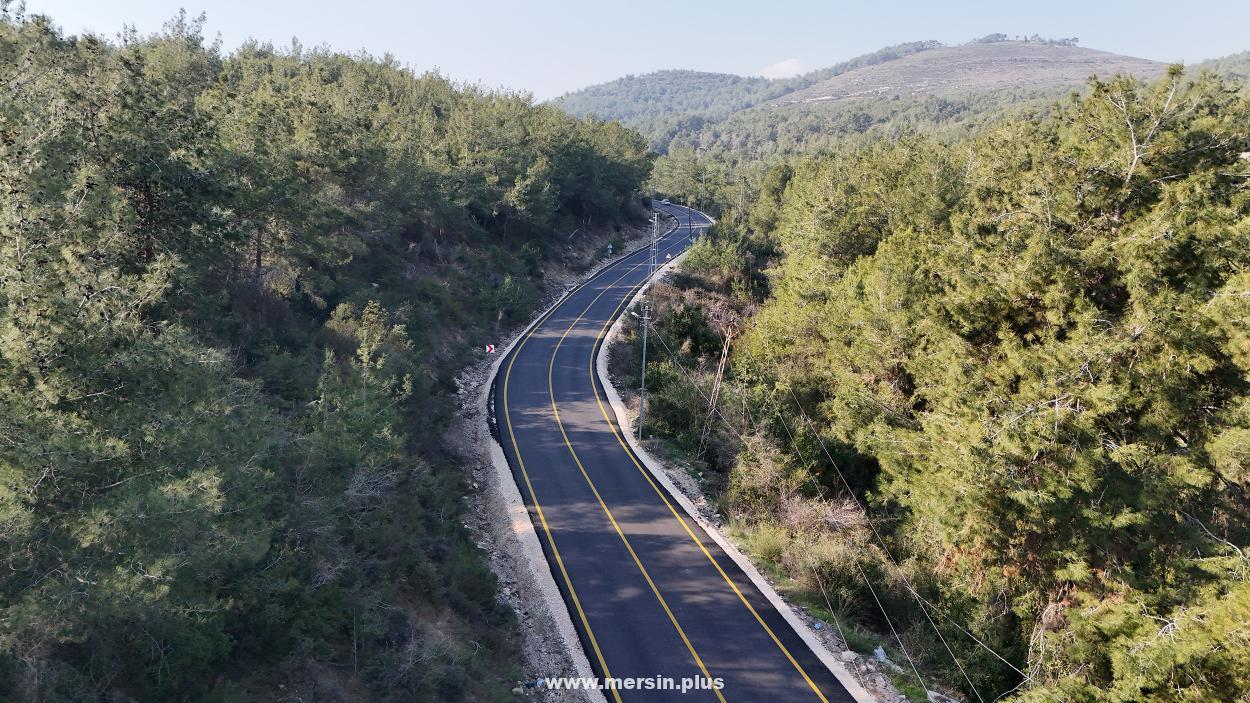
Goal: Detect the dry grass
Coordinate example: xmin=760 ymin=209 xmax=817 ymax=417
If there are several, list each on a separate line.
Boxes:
xmin=773 ymin=42 xmax=1167 ymax=105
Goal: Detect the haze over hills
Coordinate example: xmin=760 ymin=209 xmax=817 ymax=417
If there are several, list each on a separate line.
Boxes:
xmin=557 ymin=37 xmax=1244 ymax=155
xmin=772 ymin=40 xmax=1166 ymax=105
xmin=557 ymin=40 xmax=941 ymax=133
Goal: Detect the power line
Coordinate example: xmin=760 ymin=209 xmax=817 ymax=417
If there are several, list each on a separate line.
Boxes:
xmin=643 ymin=330 xmax=944 ymax=686
xmin=782 ymin=385 xmax=1027 ymax=689
xmin=644 ymin=321 xmax=1026 ymax=699
xmin=636 ymin=212 xmax=659 ymax=441
xmin=771 ymin=407 xmax=934 ymax=700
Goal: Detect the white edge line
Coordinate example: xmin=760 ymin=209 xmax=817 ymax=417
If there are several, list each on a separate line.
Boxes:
xmin=481 ymin=211 xmax=680 ymax=703
xmin=595 ymin=210 xmax=880 ymax=703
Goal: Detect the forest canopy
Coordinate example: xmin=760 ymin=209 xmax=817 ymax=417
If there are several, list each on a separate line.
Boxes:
xmin=629 ymin=68 xmax=1250 ymax=702
xmin=0 ymin=8 xmax=649 ymax=701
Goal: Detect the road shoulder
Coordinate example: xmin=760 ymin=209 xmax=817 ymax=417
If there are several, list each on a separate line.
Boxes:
xmin=454 ymin=215 xmax=676 ymax=702
xmin=596 ymin=248 xmax=884 ymax=703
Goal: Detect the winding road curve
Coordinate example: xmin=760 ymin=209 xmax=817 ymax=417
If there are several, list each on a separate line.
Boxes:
xmin=493 ymin=203 xmax=858 ymax=702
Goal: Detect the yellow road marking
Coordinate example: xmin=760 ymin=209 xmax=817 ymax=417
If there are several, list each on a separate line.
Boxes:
xmin=499 ymin=224 xmax=680 ymax=703
xmin=586 ymin=223 xmax=833 ymax=703
xmin=503 ymin=267 xmax=649 ymax=703
xmin=545 ymin=243 xmax=729 ymax=703
xmin=509 ymin=213 xmax=828 ymax=702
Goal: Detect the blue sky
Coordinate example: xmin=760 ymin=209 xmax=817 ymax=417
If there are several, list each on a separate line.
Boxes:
xmin=21 ymin=0 xmax=1250 ymax=99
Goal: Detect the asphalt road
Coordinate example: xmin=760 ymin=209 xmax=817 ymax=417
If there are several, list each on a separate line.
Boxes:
xmin=493 ymin=203 xmax=856 ymax=703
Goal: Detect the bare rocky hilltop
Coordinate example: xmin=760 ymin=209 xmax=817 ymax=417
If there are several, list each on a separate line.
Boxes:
xmin=772 ymin=41 xmax=1168 ymax=105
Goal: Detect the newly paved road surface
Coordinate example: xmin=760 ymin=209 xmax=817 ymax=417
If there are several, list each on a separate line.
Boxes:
xmin=493 ymin=203 xmax=857 ymax=703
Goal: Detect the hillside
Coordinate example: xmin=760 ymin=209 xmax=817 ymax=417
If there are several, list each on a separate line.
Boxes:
xmin=1196 ymin=49 xmax=1250 ymax=92
xmin=0 ymin=12 xmax=651 ymax=702
xmin=561 ymin=39 xmax=1191 ymax=157
xmin=635 ymin=70 xmax=1250 ymax=703
xmin=658 ymin=85 xmax=1073 ymax=157
xmin=556 ymin=41 xmax=942 ymax=147
xmin=773 ymin=41 xmax=1166 ymax=104
xmin=557 ymin=69 xmax=771 ymax=124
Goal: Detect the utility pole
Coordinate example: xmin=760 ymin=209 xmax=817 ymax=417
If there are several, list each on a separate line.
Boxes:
xmin=649 ymin=212 xmax=658 ymax=276
xmin=638 ymin=211 xmax=660 ymax=441
xmin=637 ymin=299 xmax=651 ymax=441
xmin=700 ymin=169 xmax=705 ymax=214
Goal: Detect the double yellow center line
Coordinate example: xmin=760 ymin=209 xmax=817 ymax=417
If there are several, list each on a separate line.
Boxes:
xmin=501 ymin=236 xmax=684 ymax=703
xmin=502 ymin=213 xmax=830 ymax=702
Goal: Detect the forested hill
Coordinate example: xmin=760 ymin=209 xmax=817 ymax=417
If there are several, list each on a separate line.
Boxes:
xmin=556 ymin=41 xmax=941 ymax=146
xmin=0 ymin=10 xmax=649 ymax=702
xmin=631 ymin=67 xmax=1250 ymax=702
xmin=556 ymin=69 xmax=772 ymax=124
xmin=1197 ymin=49 xmax=1250 ymax=89
xmin=771 ymin=41 xmax=1164 ymax=104
xmin=559 ymin=38 xmax=1247 ymax=157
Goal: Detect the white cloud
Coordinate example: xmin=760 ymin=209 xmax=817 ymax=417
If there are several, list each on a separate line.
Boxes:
xmin=758 ymin=58 xmax=804 ymax=79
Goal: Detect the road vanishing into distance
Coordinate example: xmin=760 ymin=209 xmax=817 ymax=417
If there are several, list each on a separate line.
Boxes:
xmin=493 ymin=203 xmax=856 ymax=702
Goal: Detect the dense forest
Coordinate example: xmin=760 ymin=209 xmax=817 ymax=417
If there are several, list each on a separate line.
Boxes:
xmin=0 ymin=8 xmax=650 ymax=702
xmin=624 ymin=68 xmax=1250 ymax=701
xmin=7 ymin=4 xmax=1250 ymax=702
xmin=556 ymin=70 xmax=774 ymax=129
xmin=567 ymin=41 xmax=1249 ymax=203
xmin=644 ymin=84 xmax=1074 ymax=212
xmin=645 ymin=46 xmax=1250 ymax=248
xmin=660 ymin=85 xmax=1072 ymax=154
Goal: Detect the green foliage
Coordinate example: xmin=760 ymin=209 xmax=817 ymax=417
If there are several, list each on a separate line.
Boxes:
xmin=742 ymin=521 xmax=791 ymax=564
xmin=0 ymin=7 xmax=650 ymax=700
xmin=740 ymin=71 xmax=1250 ymax=701
xmin=632 ymin=68 xmax=1250 ymax=702
xmin=558 ymin=69 xmax=772 ymax=128
xmin=680 ymin=83 xmax=1070 ymax=156
xmin=841 ymin=628 xmax=880 ymax=656
xmin=561 ymin=40 xmax=1250 ymax=166
xmin=642 ymin=46 xmax=1250 ymax=230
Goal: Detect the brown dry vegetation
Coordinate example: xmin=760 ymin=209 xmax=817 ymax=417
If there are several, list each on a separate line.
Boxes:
xmin=772 ymin=42 xmax=1166 ymax=105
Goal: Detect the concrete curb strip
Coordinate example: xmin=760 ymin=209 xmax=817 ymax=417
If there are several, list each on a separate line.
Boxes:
xmin=595 ymin=218 xmax=880 ymax=703
xmin=481 ymin=213 xmax=680 ymax=703
xmin=483 ymin=300 xmax=606 ymax=703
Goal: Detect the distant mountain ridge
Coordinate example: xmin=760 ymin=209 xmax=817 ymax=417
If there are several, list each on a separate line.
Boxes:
xmin=556 ymin=39 xmax=1249 ymax=157
xmin=772 ymin=42 xmax=1166 ymax=105
xmin=556 ymin=41 xmax=941 ymax=130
